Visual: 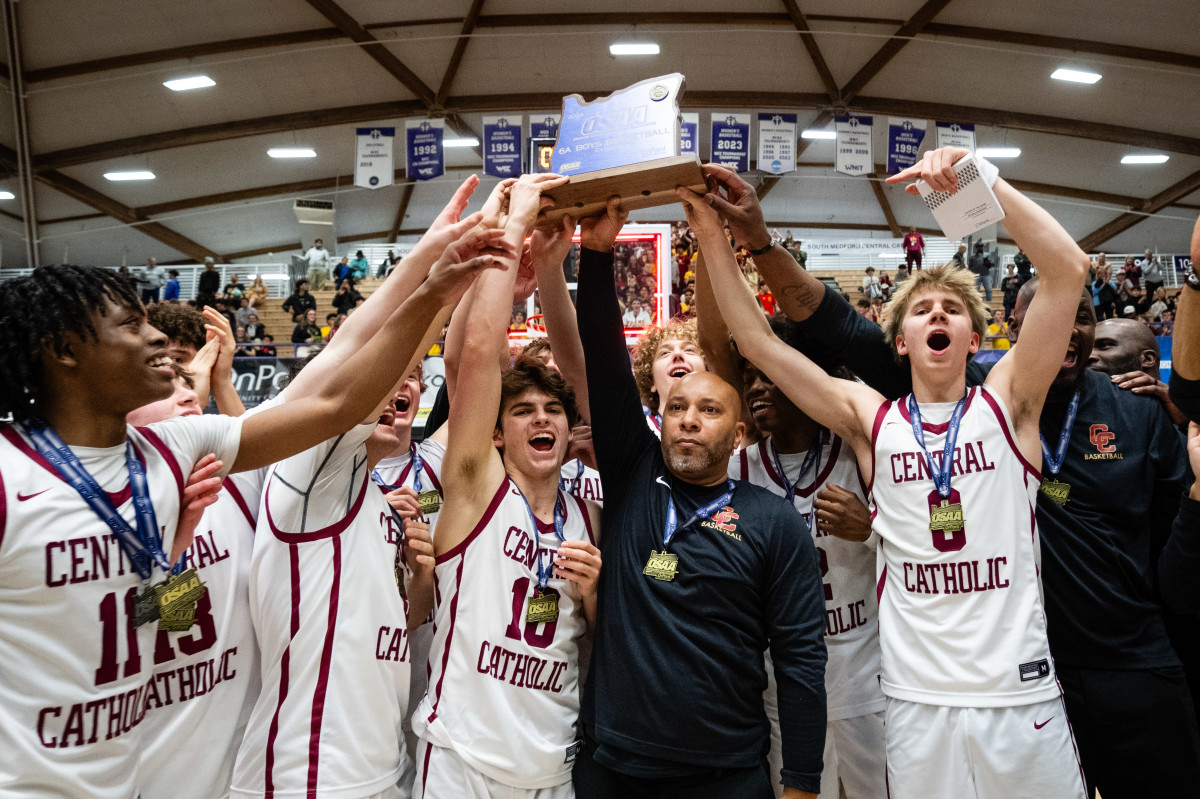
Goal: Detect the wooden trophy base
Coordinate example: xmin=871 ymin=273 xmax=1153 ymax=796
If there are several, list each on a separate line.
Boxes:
xmin=541 ymin=154 xmax=706 ymax=222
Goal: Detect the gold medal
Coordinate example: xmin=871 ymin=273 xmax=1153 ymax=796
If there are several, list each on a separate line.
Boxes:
xmin=133 ymin=584 xmax=160 ymax=628
xmin=643 ymin=550 xmax=679 ymax=582
xmin=154 ymin=568 xmax=206 ymax=632
xmin=525 ymin=590 xmax=559 ymax=624
xmin=1039 ymin=478 xmax=1071 ymax=505
xmin=417 ymin=490 xmax=441 ymax=516
xmin=928 ymin=499 xmax=965 ymax=533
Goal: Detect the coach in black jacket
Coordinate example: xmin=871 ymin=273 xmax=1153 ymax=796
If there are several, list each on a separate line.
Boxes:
xmin=574 ymin=201 xmax=827 ymax=799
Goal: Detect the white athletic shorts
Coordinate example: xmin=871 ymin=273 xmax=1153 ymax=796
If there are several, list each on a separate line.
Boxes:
xmin=765 ymin=707 xmax=886 ymax=799
xmin=413 ymin=740 xmax=573 ymax=799
xmin=884 ymin=697 xmax=1087 ymax=799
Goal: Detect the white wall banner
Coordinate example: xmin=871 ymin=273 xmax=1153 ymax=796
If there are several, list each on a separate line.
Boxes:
xmin=354 ymin=127 xmax=394 ymax=189
xmin=935 ymin=122 xmax=976 ymax=151
xmin=835 ymin=115 xmax=873 ymax=176
xmin=757 ymin=113 xmax=797 ymax=175
xmin=803 ymin=238 xmax=905 ymax=255
xmin=405 ymin=119 xmax=444 ymax=181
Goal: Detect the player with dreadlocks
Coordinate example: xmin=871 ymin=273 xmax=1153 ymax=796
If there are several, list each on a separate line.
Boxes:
xmin=0 ymin=238 xmax=504 ymax=799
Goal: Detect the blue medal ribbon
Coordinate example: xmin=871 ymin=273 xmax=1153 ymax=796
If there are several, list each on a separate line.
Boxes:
xmin=1039 ymin=390 xmax=1080 ymax=476
xmin=907 ymin=392 xmax=968 ymax=499
xmin=24 ymin=419 xmax=177 ymax=580
xmin=769 ymin=432 xmax=823 ymax=504
xmin=662 ymin=479 xmax=736 ymax=549
xmin=513 ymin=482 xmax=566 ymax=591
xmin=643 ymin=407 xmax=662 ymax=431
xmin=372 ymin=444 xmax=423 ymax=492
xmin=559 ymin=459 xmax=585 ymax=494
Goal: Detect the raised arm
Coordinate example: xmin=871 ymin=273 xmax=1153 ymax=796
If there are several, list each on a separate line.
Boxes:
xmin=891 ymin=149 xmax=1089 ymax=434
xmin=530 ymin=214 xmax=589 ymax=422
xmin=285 ymin=176 xmax=481 ymax=401
xmin=436 ymin=175 xmax=567 ymax=554
xmin=231 ymin=228 xmax=511 ymax=473
xmin=1168 ymin=215 xmax=1200 ymax=421
xmin=678 ymin=188 xmax=881 ymax=469
xmin=702 ymin=162 xmax=913 ymax=397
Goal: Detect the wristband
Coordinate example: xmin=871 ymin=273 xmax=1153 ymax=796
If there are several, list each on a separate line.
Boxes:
xmin=748 ymin=241 xmax=774 ymax=257
xmin=974 ymin=154 xmax=999 ymax=188
xmin=1186 ymin=267 xmax=1199 ymax=292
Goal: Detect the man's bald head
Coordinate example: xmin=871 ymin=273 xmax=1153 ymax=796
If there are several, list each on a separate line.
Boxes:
xmin=1089 ymin=318 xmax=1160 ymax=377
xmin=661 ymin=371 xmax=746 ymax=485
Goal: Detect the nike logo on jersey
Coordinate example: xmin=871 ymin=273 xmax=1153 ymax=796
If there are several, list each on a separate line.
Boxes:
xmin=1034 ymin=717 xmax=1054 ymax=730
xmin=17 ymin=488 xmax=49 ymax=502
xmin=655 ymin=476 xmax=669 ymax=488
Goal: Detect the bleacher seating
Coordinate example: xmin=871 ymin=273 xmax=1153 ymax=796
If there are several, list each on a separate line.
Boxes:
xmin=254 ymin=276 xmax=385 ymax=342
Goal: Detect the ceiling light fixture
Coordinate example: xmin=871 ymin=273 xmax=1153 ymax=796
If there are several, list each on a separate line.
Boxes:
xmin=800 ymin=130 xmax=836 ymax=140
xmin=0 ymin=191 xmax=14 ymax=200
xmin=609 ymin=43 xmax=660 ymax=56
xmin=443 ymin=137 xmax=480 ymax=148
xmin=104 ymin=171 xmax=156 ymax=181
xmin=975 ymin=147 xmax=1021 ymax=158
xmin=268 ymin=148 xmax=317 ymax=158
xmin=1121 ymin=154 xmax=1169 ymax=164
xmin=163 ymin=75 xmax=216 ymax=91
xmin=1051 ymin=68 xmax=1101 ymax=84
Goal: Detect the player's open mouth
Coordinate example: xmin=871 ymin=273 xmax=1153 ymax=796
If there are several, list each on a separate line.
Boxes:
xmin=378 ymin=406 xmax=396 ymax=426
xmin=749 ymin=399 xmax=772 ymax=418
xmin=529 ymin=432 xmax=555 ymax=452
xmin=148 ymin=354 xmax=173 ymax=370
xmin=668 ymin=365 xmax=691 ymax=378
xmin=1062 ymin=344 xmax=1078 ymax=370
xmin=926 ymin=331 xmax=951 ymax=354
xmin=394 ymin=395 xmax=411 ymax=415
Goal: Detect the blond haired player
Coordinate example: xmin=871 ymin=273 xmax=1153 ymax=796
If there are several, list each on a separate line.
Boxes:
xmin=682 ymin=146 xmax=1089 ymax=798
xmin=412 ymin=174 xmax=602 ymax=798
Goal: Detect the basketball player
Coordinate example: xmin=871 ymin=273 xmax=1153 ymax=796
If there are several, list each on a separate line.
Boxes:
xmin=682 ymin=145 xmax=1090 ymax=798
xmin=412 ymin=174 xmax=603 ymax=798
xmin=0 ymin=237 xmax=502 ymax=798
xmin=721 ymin=318 xmax=884 ymax=799
xmin=704 ymin=154 xmax=1200 ymax=797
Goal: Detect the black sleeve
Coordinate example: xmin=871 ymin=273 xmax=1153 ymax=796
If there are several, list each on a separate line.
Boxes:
xmin=1170 ymin=371 xmax=1200 ymax=423
xmin=1148 ymin=408 xmax=1189 ymax=595
xmin=576 ymin=247 xmax=658 ymax=496
xmin=765 ymin=504 xmax=827 ymax=794
xmin=792 ymin=285 xmax=914 ymax=399
xmin=291 ymin=325 xmax=307 ymax=344
xmin=422 ymin=383 xmax=450 ymax=439
xmin=1158 ymin=493 xmax=1200 ymax=614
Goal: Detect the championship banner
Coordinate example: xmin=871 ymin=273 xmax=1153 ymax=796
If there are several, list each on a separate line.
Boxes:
xmin=711 ymin=113 xmax=750 ymax=173
xmin=936 ymin=121 xmax=976 ymax=152
xmin=680 ymin=112 xmax=699 ymax=155
xmin=757 ymin=113 xmax=797 ymax=175
xmin=835 ymin=115 xmax=872 ymax=176
xmin=887 ymin=117 xmax=927 ymax=175
xmin=405 ymin=119 xmax=444 ymax=181
xmin=483 ymin=115 xmax=522 ymax=178
xmin=354 ymin=127 xmax=394 ymax=189
xmin=530 ymin=115 xmax=560 ymax=141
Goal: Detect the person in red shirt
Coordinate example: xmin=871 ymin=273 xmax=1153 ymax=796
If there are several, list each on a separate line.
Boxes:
xmin=903 ymin=226 xmax=925 ymax=275
xmin=756 ymin=278 xmax=777 ymax=316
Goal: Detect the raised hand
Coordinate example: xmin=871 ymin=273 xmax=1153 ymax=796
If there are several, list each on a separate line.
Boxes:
xmin=508 ymin=173 xmax=570 ymax=234
xmin=385 ymin=485 xmax=423 ymax=520
xmin=676 ymin=186 xmax=723 ymax=238
xmin=202 ymin=306 xmax=237 ymax=382
xmin=885 ymin=146 xmax=971 ymax=196
xmin=480 ymin=177 xmax=517 ymax=230
xmin=580 ymin=196 xmax=629 ymax=252
xmin=531 ymin=214 xmax=577 ymax=271
xmin=700 ymin=163 xmax=770 ymax=250
xmin=425 ymin=227 xmax=515 ymax=305
xmin=513 ymin=244 xmax=538 ymax=304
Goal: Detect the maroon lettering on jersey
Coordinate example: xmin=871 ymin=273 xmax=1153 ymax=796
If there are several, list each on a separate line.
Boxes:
xmin=902 ymin=557 xmax=1010 ymax=595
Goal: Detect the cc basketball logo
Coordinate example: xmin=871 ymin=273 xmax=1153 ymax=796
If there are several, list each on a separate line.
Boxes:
xmin=709 ymin=507 xmax=739 ymax=532
xmin=1089 ymin=424 xmax=1116 ymax=453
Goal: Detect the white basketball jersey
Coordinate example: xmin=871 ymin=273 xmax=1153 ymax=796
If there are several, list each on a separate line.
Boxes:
xmin=560 ymin=459 xmax=604 ymax=506
xmin=139 ymin=469 xmax=263 ymax=799
xmin=732 ymin=434 xmax=884 ymax=720
xmin=870 ymin=385 xmax=1057 ymax=707
xmin=0 ymin=416 xmax=242 ymax=799
xmin=232 ymin=424 xmax=412 ymax=799
xmin=412 ymin=477 xmax=598 ymax=789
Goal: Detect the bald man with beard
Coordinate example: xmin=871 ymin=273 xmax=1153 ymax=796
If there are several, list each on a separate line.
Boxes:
xmin=573 ymin=200 xmax=827 ymax=799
